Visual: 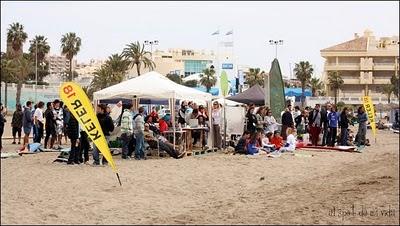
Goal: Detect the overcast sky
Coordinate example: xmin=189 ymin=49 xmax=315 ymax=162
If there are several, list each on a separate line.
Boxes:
xmin=1 ymin=1 xmax=399 ymax=77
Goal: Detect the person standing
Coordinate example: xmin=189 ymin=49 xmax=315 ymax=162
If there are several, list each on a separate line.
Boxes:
xmin=212 ymin=101 xmax=222 ymax=150
xmin=79 ymin=129 xmax=90 ymax=164
xmin=264 ymin=109 xmax=278 ymax=133
xmin=321 ymin=103 xmax=332 ymax=146
xmin=92 ymin=104 xmax=115 ymax=165
xmin=339 ymin=107 xmax=350 ymax=146
xmin=356 ymin=106 xmax=368 ymax=147
xmin=0 ymin=103 xmax=6 ymax=151
xmin=255 ymin=107 xmax=265 ymax=132
xmin=178 ymin=101 xmax=188 ymax=126
xmin=281 ymin=106 xmax=294 ymax=140
xmin=327 ymin=105 xmax=339 ymax=147
xmin=44 ymin=102 xmax=56 ymax=149
xmin=66 ymin=113 xmax=80 ymax=165
xmin=308 ymin=104 xmax=322 ymax=146
xmin=33 ymin=101 xmax=45 ymax=143
xmin=246 ymin=106 xmax=257 ymax=133
xmin=11 ymin=104 xmax=23 ymax=145
xmin=22 ymin=101 xmax=33 ymax=150
xmin=63 ymin=104 xmax=70 ymax=144
xmin=52 ymin=99 xmax=64 ymax=149
xmin=120 ymin=104 xmax=134 ymax=159
xmin=134 ymin=107 xmax=145 ymax=160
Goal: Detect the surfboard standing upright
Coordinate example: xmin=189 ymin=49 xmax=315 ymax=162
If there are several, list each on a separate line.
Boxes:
xmin=59 ymin=82 xmax=122 ymax=186
xmin=268 ymin=59 xmax=286 ymax=122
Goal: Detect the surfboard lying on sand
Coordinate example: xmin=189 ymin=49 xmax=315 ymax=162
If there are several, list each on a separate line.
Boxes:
xmin=298 ymin=145 xmax=357 ymax=152
xmin=1 ymin=152 xmax=21 ymax=158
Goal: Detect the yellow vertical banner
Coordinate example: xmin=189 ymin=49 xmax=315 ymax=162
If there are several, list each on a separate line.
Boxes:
xmin=60 ymin=82 xmax=121 ymax=185
xmin=362 ymin=96 xmax=377 ymax=138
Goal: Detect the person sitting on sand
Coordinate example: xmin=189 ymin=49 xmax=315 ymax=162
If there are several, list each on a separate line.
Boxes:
xmin=270 ymin=130 xmax=283 ymax=150
xmin=246 ymin=133 xmax=260 ymax=155
xmin=234 ymin=131 xmax=250 ymax=154
xmin=262 ymin=131 xmax=276 ymax=153
xmin=279 ymin=128 xmax=297 ymax=153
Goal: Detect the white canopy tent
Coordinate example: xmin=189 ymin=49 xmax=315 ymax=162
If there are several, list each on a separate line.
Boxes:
xmin=93 ymin=71 xmax=214 ymax=150
xmin=94 ymin=71 xmax=212 ymax=101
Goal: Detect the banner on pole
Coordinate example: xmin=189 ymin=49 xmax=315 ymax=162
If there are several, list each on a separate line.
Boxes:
xmin=60 ymin=82 xmax=119 ymax=175
xmin=362 ymin=96 xmax=377 ymax=137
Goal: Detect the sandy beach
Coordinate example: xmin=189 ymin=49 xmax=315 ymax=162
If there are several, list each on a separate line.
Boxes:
xmin=1 ymin=128 xmax=399 ymax=225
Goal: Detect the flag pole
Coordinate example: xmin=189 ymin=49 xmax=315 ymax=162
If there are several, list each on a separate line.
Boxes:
xmin=116 ymin=173 xmax=122 ymax=186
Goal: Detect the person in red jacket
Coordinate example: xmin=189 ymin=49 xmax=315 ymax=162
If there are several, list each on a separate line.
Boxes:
xmin=270 ymin=130 xmax=283 ymax=149
xmin=159 ymin=114 xmax=170 ymax=133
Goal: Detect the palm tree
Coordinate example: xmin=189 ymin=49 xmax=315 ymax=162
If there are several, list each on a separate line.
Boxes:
xmin=9 ymin=56 xmax=34 ymax=104
xmin=391 ymin=75 xmax=399 ymax=98
xmin=6 ymin=22 xmax=28 ymax=58
xmin=90 ymin=64 xmax=126 ymax=92
xmin=105 ymin=53 xmax=130 ymax=81
xmin=309 ymin=77 xmax=323 ymax=97
xmin=382 ymin=83 xmax=394 ymax=103
xmin=61 ymin=32 xmax=81 ymax=81
xmin=199 ymin=67 xmax=217 ymax=93
xmin=327 ymin=71 xmax=344 ymax=105
xmin=29 ymin=35 xmax=50 ymax=62
xmin=122 ymin=41 xmax=155 ymax=76
xmin=1 ymin=52 xmax=17 ymax=107
xmin=166 ymin=73 xmax=182 ymax=84
xmin=294 ymin=61 xmax=314 ymax=107
xmin=245 ymin=68 xmax=264 ymax=87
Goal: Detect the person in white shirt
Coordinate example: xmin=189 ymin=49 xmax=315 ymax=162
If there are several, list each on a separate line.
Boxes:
xmin=211 ymin=101 xmax=222 ymax=149
xmin=280 ymin=127 xmax=297 ymax=153
xmin=120 ymin=104 xmax=134 ymax=159
xmin=264 ymin=109 xmax=278 ymax=133
xmin=33 ymin=101 xmax=45 ymax=143
xmin=134 ymin=107 xmax=146 ymax=160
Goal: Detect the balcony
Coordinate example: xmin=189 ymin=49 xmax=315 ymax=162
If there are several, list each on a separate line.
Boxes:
xmin=373 ymin=63 xmax=396 ymax=71
xmin=324 ymin=63 xmax=359 ymax=71
xmin=373 ymin=78 xmax=391 ymax=84
xmin=342 ymin=78 xmax=360 ymax=84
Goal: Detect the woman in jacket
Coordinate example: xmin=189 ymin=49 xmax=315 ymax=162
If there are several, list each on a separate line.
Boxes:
xmin=246 ymin=106 xmax=257 ymax=133
xmin=339 ymin=107 xmax=350 ymax=146
xmin=11 ymin=104 xmax=23 ymax=145
xmin=67 ymin=111 xmax=80 ymax=165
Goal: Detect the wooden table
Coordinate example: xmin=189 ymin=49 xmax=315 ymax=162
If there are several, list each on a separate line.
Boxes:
xmin=182 ymin=127 xmax=208 ymax=151
xmin=161 ymin=130 xmax=187 ymax=153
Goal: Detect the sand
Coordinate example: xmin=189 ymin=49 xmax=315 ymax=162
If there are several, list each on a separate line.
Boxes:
xmin=1 ymin=128 xmax=399 ymax=225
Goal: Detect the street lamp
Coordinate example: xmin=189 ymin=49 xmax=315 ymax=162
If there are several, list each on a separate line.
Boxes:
xmin=30 ymin=40 xmax=38 ymax=103
xmin=269 ymin=39 xmax=283 ymax=59
xmin=144 ymin=40 xmax=159 ymax=61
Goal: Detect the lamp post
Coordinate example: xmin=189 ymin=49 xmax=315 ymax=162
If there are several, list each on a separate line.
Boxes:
xmin=30 ymin=40 xmax=38 ymax=103
xmin=269 ymin=39 xmax=283 ymax=59
xmin=144 ymin=40 xmax=159 ymax=61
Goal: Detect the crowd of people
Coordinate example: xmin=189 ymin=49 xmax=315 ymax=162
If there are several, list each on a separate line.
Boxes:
xmin=0 ymin=98 xmax=226 ymax=165
xmin=235 ymin=102 xmax=371 ymax=155
xmin=0 ymin=98 xmax=382 ymax=162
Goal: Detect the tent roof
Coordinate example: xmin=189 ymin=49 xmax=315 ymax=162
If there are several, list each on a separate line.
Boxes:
xmin=93 ymin=71 xmax=212 ymax=101
xmin=226 ymin=84 xmax=265 ymax=105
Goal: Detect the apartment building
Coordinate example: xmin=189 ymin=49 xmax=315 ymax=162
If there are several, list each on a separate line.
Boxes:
xmin=320 ymin=29 xmax=399 ymax=98
xmin=75 ymin=59 xmax=105 ymax=75
xmin=46 ymin=54 xmax=77 ymax=75
xmin=127 ymin=48 xmax=215 ymax=78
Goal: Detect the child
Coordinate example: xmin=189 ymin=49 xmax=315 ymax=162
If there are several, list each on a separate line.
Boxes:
xmin=270 ymin=130 xmax=283 ymax=150
xmin=262 ymin=131 xmax=275 ymax=153
xmin=246 ymin=133 xmax=260 ymax=155
xmin=235 ymin=131 xmax=250 ymax=154
xmin=280 ymin=128 xmax=297 ymax=153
